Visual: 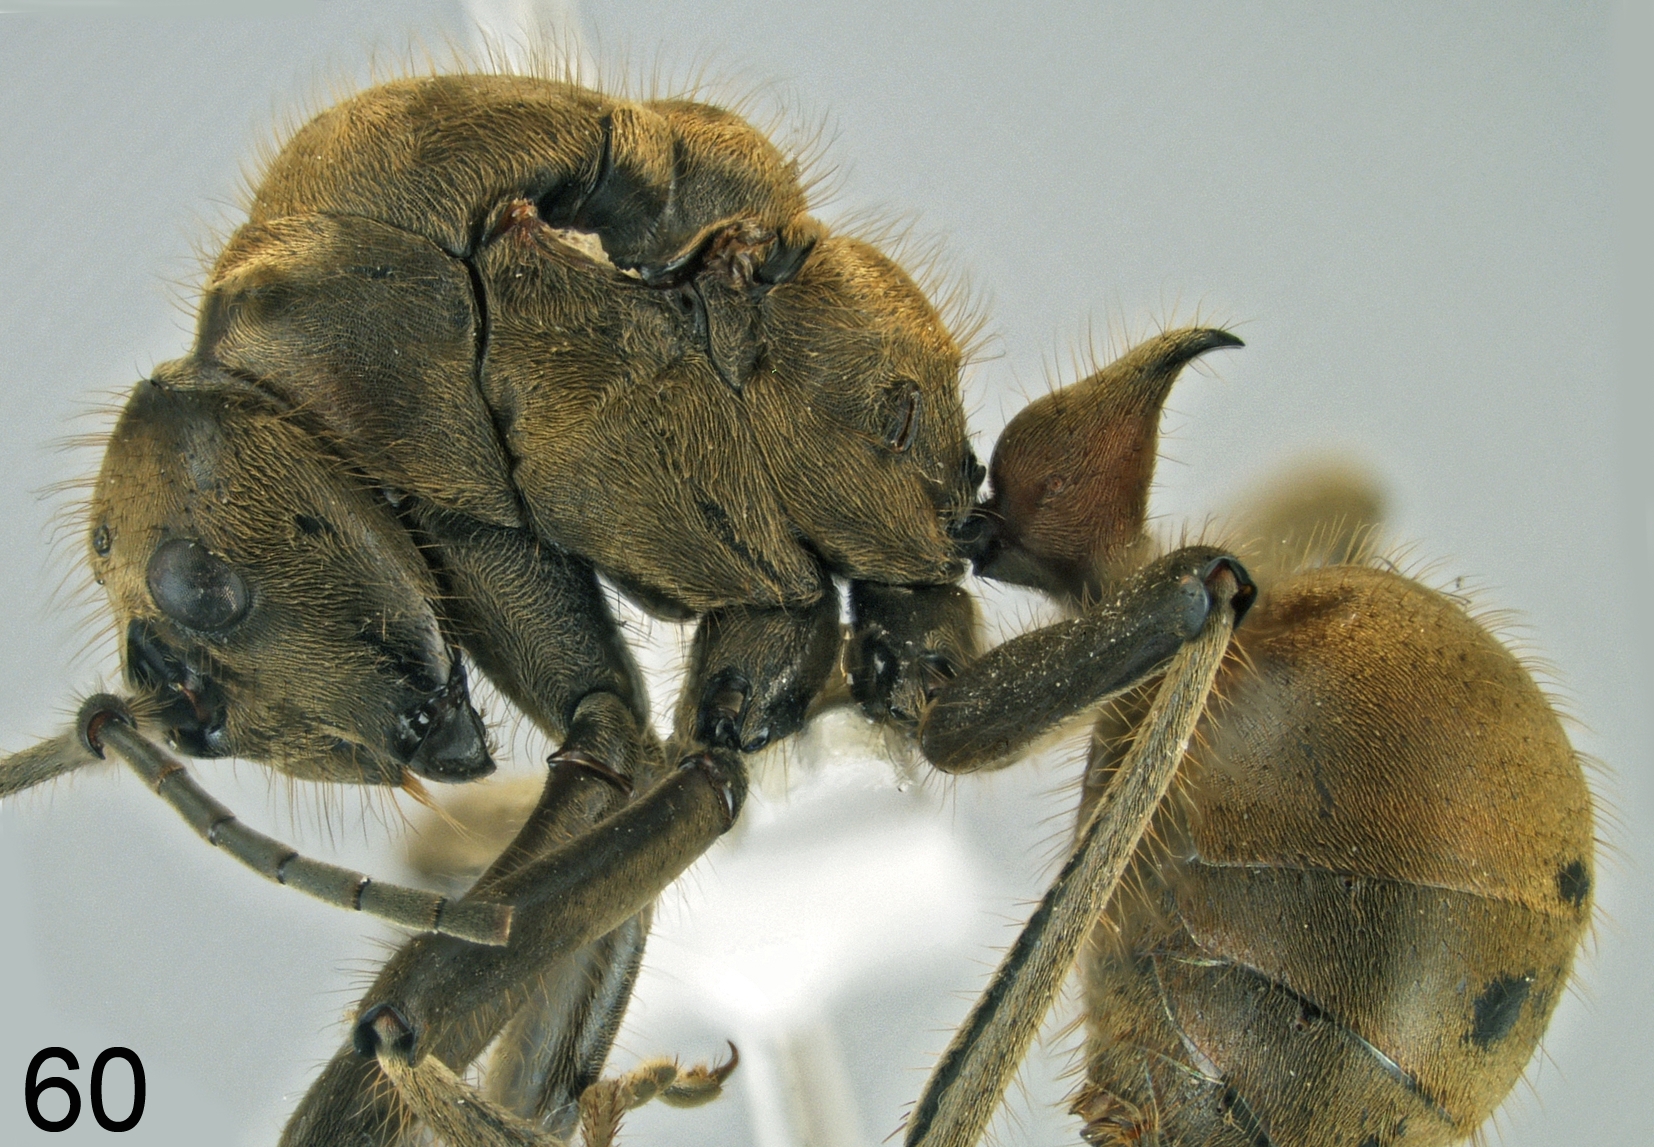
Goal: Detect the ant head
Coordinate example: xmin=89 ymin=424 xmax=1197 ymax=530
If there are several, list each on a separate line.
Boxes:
xmin=88 ymin=361 xmax=492 ymax=787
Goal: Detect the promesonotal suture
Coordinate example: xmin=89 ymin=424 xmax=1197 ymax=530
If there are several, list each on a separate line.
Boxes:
xmin=0 ymin=66 xmax=1590 ymax=1147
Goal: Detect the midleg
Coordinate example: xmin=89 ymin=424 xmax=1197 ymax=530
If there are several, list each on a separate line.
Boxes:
xmin=673 ymin=592 xmax=843 ymax=755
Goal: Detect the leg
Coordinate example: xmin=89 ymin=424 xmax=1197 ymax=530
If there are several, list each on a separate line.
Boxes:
xmin=899 ymin=453 xmax=1389 ymax=1145
xmin=846 ymin=581 xmax=980 ymax=728
xmin=400 ymin=781 xmax=657 ymax=1138
xmin=484 ymin=912 xmax=652 ymax=1137
xmin=468 ymin=595 xmax=842 ymax=1129
xmin=919 ymin=547 xmax=1253 ymax=773
xmin=346 ymin=595 xmax=842 ymax=1062
xmin=280 ymin=752 xmax=741 ymax=1147
xmin=421 ymin=506 xmax=672 ymax=1124
xmin=280 ymin=510 xmax=667 ymax=1144
xmin=674 ymin=594 xmax=843 ymax=754
xmin=280 ymin=559 xmax=841 ymax=1145
xmin=841 ymin=548 xmax=1253 ymax=775
xmin=851 ymin=327 xmax=1255 ymax=1145
xmin=413 ymin=505 xmax=653 ymax=769
xmin=402 ymin=787 xmax=656 ymax=1137
xmin=846 ymin=325 xmax=1250 ymax=761
xmin=905 ymin=563 xmax=1246 ymax=1147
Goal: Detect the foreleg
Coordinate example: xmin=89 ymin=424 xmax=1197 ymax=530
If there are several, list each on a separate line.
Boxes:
xmin=414 ymin=505 xmax=657 ymax=786
xmin=280 ymin=512 xmax=669 ymax=1145
xmin=281 ymin=549 xmax=841 ymax=1146
xmin=340 ymin=592 xmax=842 ymax=1067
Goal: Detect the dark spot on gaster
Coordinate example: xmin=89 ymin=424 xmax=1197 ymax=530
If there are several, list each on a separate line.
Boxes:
xmin=91 ymin=523 xmax=111 ymax=556
xmin=348 ymin=264 xmax=396 ymax=280
xmin=1557 ymin=858 xmax=1591 ymax=908
xmin=1358 ymin=1137 xmax=1380 ymax=1147
xmin=294 ymin=513 xmax=333 ymax=537
xmin=1468 ymin=973 xmax=1533 ymax=1047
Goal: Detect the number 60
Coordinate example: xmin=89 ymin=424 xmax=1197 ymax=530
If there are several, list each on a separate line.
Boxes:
xmin=24 ymin=1047 xmax=145 ymax=1133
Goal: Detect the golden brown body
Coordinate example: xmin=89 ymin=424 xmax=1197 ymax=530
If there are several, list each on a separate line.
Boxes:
xmin=201 ymin=76 xmax=971 ymax=615
xmin=896 ymin=317 xmax=1593 ymax=1147
xmin=1073 ymin=565 xmax=1591 ymax=1145
xmin=252 ymin=74 xmax=811 ymax=269
xmin=0 ymin=65 xmax=1593 ymax=1147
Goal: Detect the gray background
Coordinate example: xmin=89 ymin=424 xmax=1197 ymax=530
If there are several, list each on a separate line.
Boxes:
xmin=0 ymin=2 xmax=1646 ymax=1144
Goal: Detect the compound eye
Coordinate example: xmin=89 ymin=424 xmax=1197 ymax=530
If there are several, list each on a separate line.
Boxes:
xmin=146 ymin=538 xmax=250 ymax=632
